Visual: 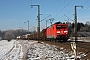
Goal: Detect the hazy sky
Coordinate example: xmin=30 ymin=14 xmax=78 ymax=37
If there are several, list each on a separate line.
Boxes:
xmin=0 ymin=0 xmax=90 ymax=31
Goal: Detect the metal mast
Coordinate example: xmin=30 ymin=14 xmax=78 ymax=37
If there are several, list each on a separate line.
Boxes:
xmin=73 ymin=6 xmax=83 ymax=60
xmin=24 ymin=20 xmax=29 ymax=40
xmin=74 ymin=6 xmax=83 ymax=41
xmin=31 ymin=5 xmax=40 ymax=41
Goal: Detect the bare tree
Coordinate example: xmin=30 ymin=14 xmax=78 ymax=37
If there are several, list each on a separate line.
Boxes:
xmin=4 ymin=31 xmax=15 ymax=41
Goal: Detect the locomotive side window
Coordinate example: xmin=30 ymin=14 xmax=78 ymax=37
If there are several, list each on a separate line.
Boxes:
xmin=56 ymin=26 xmax=66 ymax=29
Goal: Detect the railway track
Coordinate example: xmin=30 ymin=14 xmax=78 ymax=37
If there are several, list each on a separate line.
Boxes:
xmin=38 ymin=39 xmax=90 ymax=59
xmin=40 ymin=39 xmax=90 ymax=49
xmin=24 ymin=39 xmax=90 ymax=60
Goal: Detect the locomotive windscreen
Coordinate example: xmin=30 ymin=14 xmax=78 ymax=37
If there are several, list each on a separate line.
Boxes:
xmin=56 ymin=25 xmax=66 ymax=29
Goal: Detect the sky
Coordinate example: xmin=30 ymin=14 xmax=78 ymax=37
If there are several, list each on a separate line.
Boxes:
xmin=0 ymin=0 xmax=90 ymax=31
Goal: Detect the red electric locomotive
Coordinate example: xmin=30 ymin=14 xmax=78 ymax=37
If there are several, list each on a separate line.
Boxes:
xmin=24 ymin=22 xmax=69 ymax=41
xmin=46 ymin=22 xmax=69 ymax=41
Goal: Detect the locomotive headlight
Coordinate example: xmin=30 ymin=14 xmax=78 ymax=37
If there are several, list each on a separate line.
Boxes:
xmin=57 ymin=31 xmax=60 ymax=33
xmin=64 ymin=31 xmax=68 ymax=33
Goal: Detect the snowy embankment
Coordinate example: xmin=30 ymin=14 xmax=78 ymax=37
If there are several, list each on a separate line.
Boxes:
xmin=0 ymin=40 xmax=23 ymax=60
xmin=27 ymin=41 xmax=87 ymax=60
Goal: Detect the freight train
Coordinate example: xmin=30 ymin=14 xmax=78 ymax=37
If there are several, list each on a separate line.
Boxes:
xmin=17 ymin=22 xmax=69 ymax=41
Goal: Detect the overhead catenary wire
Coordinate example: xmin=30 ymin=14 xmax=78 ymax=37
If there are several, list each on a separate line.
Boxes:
xmin=64 ymin=14 xmax=73 ymax=21
xmin=78 ymin=0 xmax=89 ymax=13
xmin=27 ymin=0 xmax=33 ymax=20
xmin=41 ymin=0 xmax=66 ymax=22
xmin=54 ymin=0 xmax=73 ymax=18
xmin=40 ymin=14 xmax=51 ymax=22
xmin=29 ymin=0 xmax=90 ymax=26
xmin=51 ymin=0 xmax=66 ymax=16
xmin=63 ymin=0 xmax=89 ymax=22
xmin=27 ymin=8 xmax=32 ymax=20
xmin=81 ymin=0 xmax=89 ymax=6
xmin=78 ymin=6 xmax=90 ymax=14
xmin=31 ymin=0 xmax=32 ymax=5
xmin=41 ymin=0 xmax=73 ymax=27
xmin=78 ymin=0 xmax=90 ymax=14
xmin=67 ymin=0 xmax=89 ymax=16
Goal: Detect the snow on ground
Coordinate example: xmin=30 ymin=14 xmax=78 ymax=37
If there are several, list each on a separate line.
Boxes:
xmin=0 ymin=40 xmax=23 ymax=60
xmin=26 ymin=40 xmax=87 ymax=60
xmin=0 ymin=40 xmax=88 ymax=60
xmin=0 ymin=40 xmax=14 ymax=59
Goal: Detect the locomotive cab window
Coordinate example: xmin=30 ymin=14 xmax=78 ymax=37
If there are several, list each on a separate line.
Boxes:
xmin=56 ymin=26 xmax=66 ymax=29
